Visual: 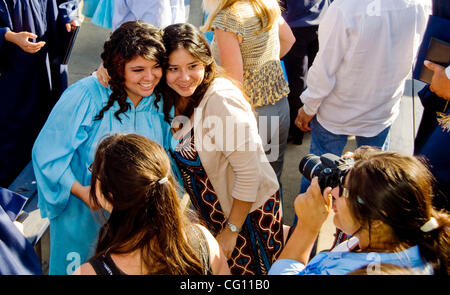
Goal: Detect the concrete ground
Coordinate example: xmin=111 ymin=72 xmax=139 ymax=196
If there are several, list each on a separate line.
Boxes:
xmin=68 ymin=10 xmax=425 ymax=253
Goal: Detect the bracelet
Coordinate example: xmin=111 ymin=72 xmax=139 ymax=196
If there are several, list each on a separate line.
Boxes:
xmin=226 ymin=220 xmax=241 ymax=233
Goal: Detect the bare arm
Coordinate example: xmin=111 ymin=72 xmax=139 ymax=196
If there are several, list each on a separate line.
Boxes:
xmin=277 ymin=178 xmax=332 ymax=264
xmin=70 ymin=180 xmax=101 ymax=210
xmin=278 ymin=16 xmax=295 ymax=59
xmin=198 ymin=225 xmax=231 ymax=275
xmin=215 ymin=198 xmax=252 ymax=259
xmin=70 ymin=180 xmax=91 ymax=206
xmin=214 ymin=28 xmax=244 ymax=85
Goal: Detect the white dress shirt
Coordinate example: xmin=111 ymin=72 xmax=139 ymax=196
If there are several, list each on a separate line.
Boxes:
xmin=112 ymin=0 xmax=186 ymax=30
xmin=300 ymin=0 xmax=430 ymax=136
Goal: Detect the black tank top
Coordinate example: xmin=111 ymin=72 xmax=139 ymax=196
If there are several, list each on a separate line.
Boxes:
xmin=88 ymin=225 xmax=212 ymax=275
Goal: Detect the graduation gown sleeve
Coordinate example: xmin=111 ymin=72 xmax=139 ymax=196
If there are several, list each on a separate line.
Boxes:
xmin=31 ymin=79 xmax=98 ymax=220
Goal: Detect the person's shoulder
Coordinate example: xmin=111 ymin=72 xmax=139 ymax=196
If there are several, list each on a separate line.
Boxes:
xmin=205 ymin=78 xmax=248 ymax=108
xmin=208 ymin=77 xmax=237 ymax=92
xmin=195 ymin=224 xmax=214 ymax=239
xmin=218 ymin=1 xmax=252 ymax=20
xmin=73 ymin=262 xmax=97 ymax=275
xmin=327 ymin=0 xmax=362 ymax=15
xmin=66 ymin=75 xmax=109 ymax=106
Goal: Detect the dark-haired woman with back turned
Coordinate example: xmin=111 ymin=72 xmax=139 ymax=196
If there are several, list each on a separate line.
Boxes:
xmin=74 ymin=134 xmax=230 ymax=275
xmin=32 ymin=21 xmax=175 ymax=275
xmin=269 ymin=147 xmax=449 ymax=275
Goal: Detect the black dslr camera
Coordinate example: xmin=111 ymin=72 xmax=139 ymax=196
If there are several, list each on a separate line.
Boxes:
xmin=299 ymin=153 xmax=354 ymax=193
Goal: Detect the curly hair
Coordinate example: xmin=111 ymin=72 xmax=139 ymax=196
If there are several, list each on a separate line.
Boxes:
xmin=95 ymin=21 xmax=165 ymax=122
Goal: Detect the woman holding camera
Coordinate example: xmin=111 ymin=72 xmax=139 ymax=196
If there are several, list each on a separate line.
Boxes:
xmin=269 ymin=148 xmax=450 ymax=275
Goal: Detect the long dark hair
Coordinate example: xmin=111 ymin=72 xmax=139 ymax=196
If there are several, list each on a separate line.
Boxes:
xmin=95 ymin=21 xmax=165 ymax=122
xmin=348 ymin=148 xmax=450 ymax=274
xmin=158 ymin=23 xmax=218 ymax=123
xmin=89 ymin=134 xmax=205 ymax=274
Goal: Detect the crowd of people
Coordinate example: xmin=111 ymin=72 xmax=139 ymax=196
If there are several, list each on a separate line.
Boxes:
xmin=1 ymin=0 xmax=449 ymax=276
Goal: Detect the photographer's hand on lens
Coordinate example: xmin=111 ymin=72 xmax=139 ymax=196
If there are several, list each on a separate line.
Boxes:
xmin=294 ymin=177 xmax=333 ymax=233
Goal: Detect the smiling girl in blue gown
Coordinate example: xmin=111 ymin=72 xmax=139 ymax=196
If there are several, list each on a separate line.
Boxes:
xmin=32 ymin=21 xmax=175 ymax=274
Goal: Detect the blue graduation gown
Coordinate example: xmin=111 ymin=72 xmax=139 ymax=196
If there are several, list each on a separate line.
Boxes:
xmin=0 ymin=0 xmax=79 ymax=187
xmin=91 ymin=0 xmax=113 ymax=29
xmin=0 ymin=202 xmax=42 ymax=275
xmin=280 ymin=0 xmax=331 ymax=28
xmin=414 ymin=0 xmax=450 ymax=210
xmin=32 ymin=76 xmax=176 ymax=274
xmin=0 ymin=186 xmax=42 ymax=275
xmin=81 ymin=0 xmax=98 ymax=18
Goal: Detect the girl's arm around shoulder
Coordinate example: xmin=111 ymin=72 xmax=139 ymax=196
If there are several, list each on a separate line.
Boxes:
xmin=197 ymin=225 xmax=231 ymax=275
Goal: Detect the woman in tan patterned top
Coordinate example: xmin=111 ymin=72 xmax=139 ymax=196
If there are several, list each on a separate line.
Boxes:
xmin=202 ymin=0 xmax=295 ymax=188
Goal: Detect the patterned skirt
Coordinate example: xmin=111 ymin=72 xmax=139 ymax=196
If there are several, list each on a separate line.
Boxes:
xmin=172 ymin=133 xmax=284 ymax=275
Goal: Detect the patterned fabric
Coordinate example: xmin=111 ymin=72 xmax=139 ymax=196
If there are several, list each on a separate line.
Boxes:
xmin=172 ymin=132 xmax=284 ymax=275
xmin=210 ymin=1 xmax=290 ymax=107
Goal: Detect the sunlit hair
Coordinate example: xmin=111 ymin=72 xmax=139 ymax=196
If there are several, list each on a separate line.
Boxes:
xmin=96 ymin=21 xmax=165 ymax=122
xmin=201 ymin=0 xmax=281 ymax=33
xmin=89 ymin=134 xmax=205 ymax=274
xmin=347 ymin=147 xmax=450 ymax=275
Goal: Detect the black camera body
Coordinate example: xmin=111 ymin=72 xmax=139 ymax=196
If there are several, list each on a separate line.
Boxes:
xmin=299 ymin=153 xmax=354 ymax=193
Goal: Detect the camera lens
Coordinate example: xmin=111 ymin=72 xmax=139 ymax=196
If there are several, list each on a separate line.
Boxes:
xmin=299 ymin=154 xmax=324 ymax=181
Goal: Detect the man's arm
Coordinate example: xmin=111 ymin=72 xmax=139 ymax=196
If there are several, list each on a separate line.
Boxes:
xmin=296 ymin=5 xmax=349 ymax=128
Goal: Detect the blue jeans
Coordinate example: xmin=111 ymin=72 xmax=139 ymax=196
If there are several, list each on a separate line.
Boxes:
xmin=292 ymin=117 xmax=391 ymax=227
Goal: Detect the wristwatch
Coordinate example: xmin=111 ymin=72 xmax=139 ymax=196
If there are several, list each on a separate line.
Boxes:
xmin=226 ymin=220 xmax=241 ymax=233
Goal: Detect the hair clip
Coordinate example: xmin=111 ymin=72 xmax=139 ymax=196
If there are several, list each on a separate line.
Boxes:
xmin=158 ymin=177 xmax=168 ymax=185
xmin=420 ymin=217 xmax=439 ymax=233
